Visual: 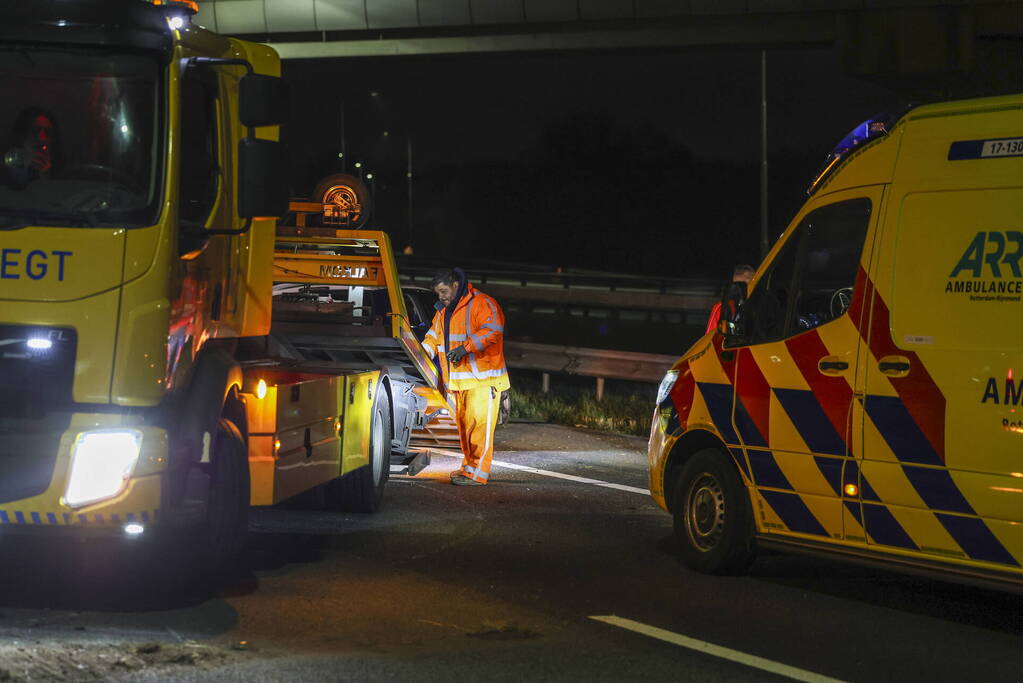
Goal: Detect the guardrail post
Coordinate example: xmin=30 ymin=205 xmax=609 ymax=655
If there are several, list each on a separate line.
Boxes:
xmin=596 ymin=377 xmax=605 ymax=402
xmin=542 ymin=372 xmax=550 ymax=394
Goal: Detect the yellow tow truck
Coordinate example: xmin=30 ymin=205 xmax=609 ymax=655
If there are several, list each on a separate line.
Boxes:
xmin=0 ymin=0 xmax=441 ymax=574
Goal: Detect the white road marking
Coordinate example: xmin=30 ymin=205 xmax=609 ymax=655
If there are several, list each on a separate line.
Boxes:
xmin=589 ymin=616 xmax=846 ymax=683
xmin=428 ymin=448 xmax=649 ymax=495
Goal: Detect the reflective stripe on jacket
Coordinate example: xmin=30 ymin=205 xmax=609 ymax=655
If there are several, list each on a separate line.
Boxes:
xmin=423 ymin=283 xmax=511 ymax=392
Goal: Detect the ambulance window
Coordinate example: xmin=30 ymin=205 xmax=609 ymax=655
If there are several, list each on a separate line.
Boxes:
xmin=742 ymin=197 xmax=870 ymax=344
xmin=744 ymin=229 xmax=799 ymax=344
xmin=790 ymin=198 xmax=871 ymax=331
xmin=178 ymin=66 xmax=220 ymax=252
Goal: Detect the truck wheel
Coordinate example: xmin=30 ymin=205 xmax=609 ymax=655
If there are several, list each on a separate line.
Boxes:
xmin=330 ymin=389 xmax=391 ymax=513
xmin=313 ymin=173 xmax=370 ymax=228
xmin=202 ymin=418 xmax=250 ymax=579
xmin=672 ymin=448 xmax=755 ymax=575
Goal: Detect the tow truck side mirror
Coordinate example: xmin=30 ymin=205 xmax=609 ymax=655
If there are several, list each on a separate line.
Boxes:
xmin=238 ymin=138 xmax=289 ymax=219
xmin=183 ymin=61 xmax=290 ymax=229
xmin=239 ymin=73 xmax=289 ymax=127
xmin=238 ymin=73 xmax=290 ymax=219
xmin=238 ymin=74 xmax=289 ymax=219
xmin=717 ymin=280 xmax=748 ymax=337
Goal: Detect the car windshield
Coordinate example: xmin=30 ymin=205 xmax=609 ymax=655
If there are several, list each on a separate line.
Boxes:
xmin=0 ymin=46 xmax=163 ymax=229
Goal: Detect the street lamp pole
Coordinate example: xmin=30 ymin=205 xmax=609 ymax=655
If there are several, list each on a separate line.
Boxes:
xmin=340 ymin=101 xmax=347 ymax=172
xmin=407 ymin=136 xmax=413 ymax=249
xmin=760 ymin=49 xmax=769 ymax=259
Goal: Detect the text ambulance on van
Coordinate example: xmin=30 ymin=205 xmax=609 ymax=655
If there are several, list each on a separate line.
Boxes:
xmin=648 ymin=92 xmax=1023 ymax=589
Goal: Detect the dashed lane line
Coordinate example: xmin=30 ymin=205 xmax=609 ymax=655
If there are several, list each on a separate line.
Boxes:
xmin=589 ymin=616 xmax=846 ymax=683
xmin=428 ymin=448 xmax=649 ymax=495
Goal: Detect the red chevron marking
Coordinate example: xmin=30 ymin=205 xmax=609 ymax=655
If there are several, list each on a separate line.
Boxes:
xmin=736 ymin=348 xmax=772 ymax=445
xmin=853 ymin=266 xmax=946 ymax=462
xmin=785 ymin=329 xmax=852 ymax=449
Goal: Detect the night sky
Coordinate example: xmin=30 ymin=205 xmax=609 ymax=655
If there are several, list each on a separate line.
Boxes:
xmin=281 ymin=45 xmax=902 ymax=279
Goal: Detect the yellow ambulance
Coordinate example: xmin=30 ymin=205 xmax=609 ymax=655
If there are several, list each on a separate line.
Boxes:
xmin=649 ymin=92 xmax=1023 ymax=589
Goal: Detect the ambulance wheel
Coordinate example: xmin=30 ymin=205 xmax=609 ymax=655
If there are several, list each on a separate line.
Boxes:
xmin=672 ymin=448 xmax=754 ymax=575
xmin=313 ymin=173 xmax=370 ymax=228
xmin=329 ymin=390 xmax=391 ymax=513
xmin=201 ymin=418 xmax=250 ymax=580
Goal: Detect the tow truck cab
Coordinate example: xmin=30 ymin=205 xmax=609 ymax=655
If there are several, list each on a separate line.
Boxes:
xmin=650 ymin=93 xmax=1023 ymax=589
xmin=0 ymin=0 xmax=286 ymax=534
xmin=0 ymin=0 xmax=433 ymax=560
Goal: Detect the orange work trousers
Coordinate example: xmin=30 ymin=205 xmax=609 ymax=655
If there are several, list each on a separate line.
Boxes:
xmin=453 ymin=385 xmax=501 ymax=483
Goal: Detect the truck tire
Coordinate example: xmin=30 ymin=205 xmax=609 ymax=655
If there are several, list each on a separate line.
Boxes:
xmin=201 ymin=418 xmax=250 ymax=579
xmin=672 ymin=448 xmax=755 ymax=575
xmin=313 ymin=173 xmax=370 ymax=228
xmin=330 ymin=389 xmax=391 ymax=513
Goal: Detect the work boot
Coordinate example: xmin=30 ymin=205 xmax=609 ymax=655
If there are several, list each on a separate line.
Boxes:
xmin=451 ymin=474 xmax=485 ymax=486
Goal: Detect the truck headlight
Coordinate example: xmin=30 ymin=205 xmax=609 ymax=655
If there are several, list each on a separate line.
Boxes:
xmin=64 ymin=430 xmax=142 ymax=508
xmin=656 ymin=370 xmax=679 ymax=405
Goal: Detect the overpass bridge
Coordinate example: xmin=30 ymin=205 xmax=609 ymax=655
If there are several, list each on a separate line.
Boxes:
xmin=195 ymin=0 xmax=1023 ymax=80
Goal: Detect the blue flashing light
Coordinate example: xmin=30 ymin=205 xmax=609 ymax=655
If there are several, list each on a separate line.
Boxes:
xmin=833 ymin=118 xmax=888 ymax=155
xmin=807 ymin=111 xmax=903 ymax=196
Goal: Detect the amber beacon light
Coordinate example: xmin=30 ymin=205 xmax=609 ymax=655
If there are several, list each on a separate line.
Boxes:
xmin=151 ymin=0 xmax=199 ymax=12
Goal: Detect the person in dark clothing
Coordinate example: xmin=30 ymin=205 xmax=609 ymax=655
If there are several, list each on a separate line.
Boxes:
xmin=706 ymin=264 xmax=755 ymax=334
xmin=2 ymin=108 xmax=60 ymax=187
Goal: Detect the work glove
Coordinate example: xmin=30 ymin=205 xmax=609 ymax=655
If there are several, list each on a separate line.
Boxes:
xmin=446 ymin=345 xmax=469 ymax=364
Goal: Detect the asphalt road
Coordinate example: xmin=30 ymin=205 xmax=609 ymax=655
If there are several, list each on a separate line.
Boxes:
xmin=2 ymin=423 xmax=1023 ymax=682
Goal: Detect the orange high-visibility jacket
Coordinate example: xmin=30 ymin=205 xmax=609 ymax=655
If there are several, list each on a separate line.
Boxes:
xmin=422 ymin=283 xmax=511 ymax=392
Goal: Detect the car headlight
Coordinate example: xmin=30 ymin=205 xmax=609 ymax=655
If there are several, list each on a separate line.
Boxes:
xmin=656 ymin=370 xmax=679 ymax=405
xmin=64 ymin=430 xmax=142 ymax=508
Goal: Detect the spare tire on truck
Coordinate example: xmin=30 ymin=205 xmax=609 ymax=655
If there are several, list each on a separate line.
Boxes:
xmin=313 ymin=173 xmax=371 ymax=228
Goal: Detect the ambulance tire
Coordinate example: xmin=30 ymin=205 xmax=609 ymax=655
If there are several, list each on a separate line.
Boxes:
xmin=330 ymin=391 xmax=391 ymax=513
xmin=200 ymin=418 xmax=250 ymax=581
xmin=313 ymin=173 xmax=371 ymax=228
xmin=673 ymin=448 xmax=755 ymax=575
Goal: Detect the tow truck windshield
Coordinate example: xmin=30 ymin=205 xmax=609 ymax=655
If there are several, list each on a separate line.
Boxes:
xmin=0 ymin=47 xmax=162 ymax=229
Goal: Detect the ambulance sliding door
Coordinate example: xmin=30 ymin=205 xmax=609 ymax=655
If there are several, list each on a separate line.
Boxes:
xmin=857 ymin=187 xmax=1023 ymax=568
xmin=731 ymin=189 xmax=879 ymax=542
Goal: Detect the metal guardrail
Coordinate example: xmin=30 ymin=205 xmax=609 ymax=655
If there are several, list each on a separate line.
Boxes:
xmin=402 ymin=279 xmax=715 ymax=314
xmin=481 ymin=282 xmax=714 ymax=313
xmin=504 ymin=341 xmax=676 ymax=384
xmin=401 ymin=264 xmax=719 ymax=297
xmin=398 ymin=264 xmax=691 ymax=387
xmin=400 ymin=265 xmax=720 ymax=315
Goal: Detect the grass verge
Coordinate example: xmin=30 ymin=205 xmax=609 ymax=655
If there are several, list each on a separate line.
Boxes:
xmin=509 ymin=383 xmax=654 ymax=437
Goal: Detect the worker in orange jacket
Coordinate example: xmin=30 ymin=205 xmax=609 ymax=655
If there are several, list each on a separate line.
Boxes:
xmin=422 ymin=268 xmax=511 ymax=486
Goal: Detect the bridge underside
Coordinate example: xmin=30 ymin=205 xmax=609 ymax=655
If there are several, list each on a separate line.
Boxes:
xmin=196 ymin=1 xmax=1023 ymax=77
